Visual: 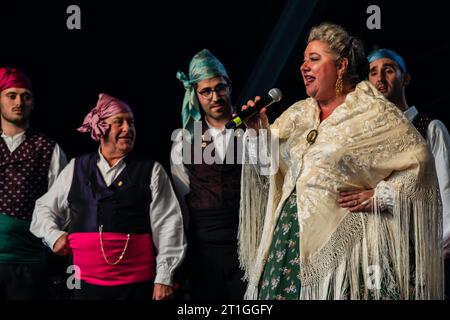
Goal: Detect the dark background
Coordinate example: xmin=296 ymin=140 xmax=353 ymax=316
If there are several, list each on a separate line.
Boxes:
xmin=2 ymin=0 xmax=450 ymax=170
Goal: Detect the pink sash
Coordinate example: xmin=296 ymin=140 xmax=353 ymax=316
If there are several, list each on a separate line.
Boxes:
xmin=69 ymin=232 xmax=155 ymax=286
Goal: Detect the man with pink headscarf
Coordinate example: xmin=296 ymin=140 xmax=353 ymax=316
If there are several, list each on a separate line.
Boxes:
xmin=0 ymin=67 xmax=67 ymax=299
xmin=31 ymin=93 xmax=186 ymax=300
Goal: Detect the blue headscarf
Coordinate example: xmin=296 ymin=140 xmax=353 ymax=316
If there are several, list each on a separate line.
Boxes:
xmin=176 ymin=49 xmax=229 ymax=140
xmin=367 ymin=48 xmax=407 ymax=73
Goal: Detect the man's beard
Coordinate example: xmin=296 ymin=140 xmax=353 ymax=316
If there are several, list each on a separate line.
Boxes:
xmin=209 ymin=99 xmax=231 ymax=117
xmin=385 ymin=87 xmax=403 ymax=106
xmin=1 ymin=113 xmax=30 ymax=126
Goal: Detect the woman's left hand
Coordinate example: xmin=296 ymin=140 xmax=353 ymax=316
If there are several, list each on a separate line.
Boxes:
xmin=338 ymin=189 xmax=374 ymax=213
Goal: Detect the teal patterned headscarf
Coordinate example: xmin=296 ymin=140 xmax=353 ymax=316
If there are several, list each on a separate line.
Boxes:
xmin=176 ymin=49 xmax=229 ymax=140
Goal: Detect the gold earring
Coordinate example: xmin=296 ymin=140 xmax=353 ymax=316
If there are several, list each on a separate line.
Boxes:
xmin=335 ymin=75 xmax=343 ymax=96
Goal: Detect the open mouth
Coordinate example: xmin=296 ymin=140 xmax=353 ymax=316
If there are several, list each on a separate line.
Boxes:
xmin=377 ymin=86 xmax=387 ymax=93
xmin=303 ymin=75 xmax=315 ymax=85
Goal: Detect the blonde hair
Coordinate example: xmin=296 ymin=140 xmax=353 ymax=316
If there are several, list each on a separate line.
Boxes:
xmin=308 ymin=22 xmax=368 ymax=85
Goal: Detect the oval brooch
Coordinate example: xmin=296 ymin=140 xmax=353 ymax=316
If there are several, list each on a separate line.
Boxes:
xmin=306 ymin=129 xmax=318 ymax=144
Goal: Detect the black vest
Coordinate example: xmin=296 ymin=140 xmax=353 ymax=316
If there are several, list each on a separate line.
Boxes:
xmin=412 ymin=112 xmax=434 ymax=140
xmin=183 ymin=122 xmax=242 ymax=245
xmin=67 ymin=152 xmax=154 ymax=234
xmin=184 ymin=122 xmax=242 ymax=211
xmin=0 ymin=129 xmax=55 ymax=220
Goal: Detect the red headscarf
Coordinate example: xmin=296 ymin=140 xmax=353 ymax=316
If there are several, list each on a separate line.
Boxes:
xmin=77 ymin=93 xmax=133 ymax=141
xmin=0 ymin=67 xmax=33 ymax=93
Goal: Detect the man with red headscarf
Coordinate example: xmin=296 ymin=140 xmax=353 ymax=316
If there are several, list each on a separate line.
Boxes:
xmin=31 ymin=93 xmax=186 ymax=300
xmin=0 ymin=67 xmax=67 ymax=299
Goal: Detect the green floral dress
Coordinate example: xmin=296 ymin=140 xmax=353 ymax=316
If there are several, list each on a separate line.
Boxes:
xmin=258 ymin=191 xmax=301 ymax=300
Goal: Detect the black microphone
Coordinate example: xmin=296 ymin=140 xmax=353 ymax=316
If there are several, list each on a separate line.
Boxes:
xmin=225 ymin=88 xmax=283 ymax=129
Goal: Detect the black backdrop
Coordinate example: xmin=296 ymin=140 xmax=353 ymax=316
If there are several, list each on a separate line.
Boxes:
xmin=2 ymin=0 xmax=450 ymax=170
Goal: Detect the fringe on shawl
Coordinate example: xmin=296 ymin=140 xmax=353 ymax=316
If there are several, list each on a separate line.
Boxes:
xmin=240 ymin=171 xmax=444 ymax=300
xmin=238 ymin=116 xmax=443 ymax=300
xmin=238 ymin=125 xmax=274 ymax=287
xmin=298 ymin=172 xmax=444 ymax=300
xmin=238 ymin=163 xmax=269 ymax=283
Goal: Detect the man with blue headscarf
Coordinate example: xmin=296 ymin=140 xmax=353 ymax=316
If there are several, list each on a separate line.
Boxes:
xmin=366 ymin=48 xmax=450 ymax=298
xmin=171 ymin=49 xmax=246 ymax=299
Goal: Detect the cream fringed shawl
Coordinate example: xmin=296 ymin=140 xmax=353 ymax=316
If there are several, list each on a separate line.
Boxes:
xmin=238 ymin=81 xmax=443 ymax=300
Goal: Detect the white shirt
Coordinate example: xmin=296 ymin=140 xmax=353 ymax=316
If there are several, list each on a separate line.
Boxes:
xmin=30 ymin=149 xmax=186 ymax=286
xmin=405 ymin=106 xmax=450 ymax=245
xmin=1 ymin=131 xmax=67 ymax=190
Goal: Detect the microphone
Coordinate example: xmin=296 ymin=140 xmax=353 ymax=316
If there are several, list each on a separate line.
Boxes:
xmin=225 ymin=88 xmax=283 ymax=129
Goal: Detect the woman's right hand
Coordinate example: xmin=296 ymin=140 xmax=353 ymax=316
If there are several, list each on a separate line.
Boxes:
xmin=241 ymin=96 xmax=270 ymax=131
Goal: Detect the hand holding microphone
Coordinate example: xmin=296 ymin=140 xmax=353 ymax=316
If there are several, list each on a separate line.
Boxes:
xmin=238 ymin=96 xmax=269 ymax=131
xmin=226 ymin=88 xmax=282 ymax=130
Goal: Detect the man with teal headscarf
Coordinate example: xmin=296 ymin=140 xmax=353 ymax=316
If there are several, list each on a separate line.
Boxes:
xmin=175 ymin=48 xmax=232 ymax=141
xmin=171 ymin=49 xmax=246 ymax=299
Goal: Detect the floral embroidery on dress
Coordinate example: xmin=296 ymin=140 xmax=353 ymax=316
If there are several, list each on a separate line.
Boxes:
xmin=259 ymin=191 xmax=301 ymax=299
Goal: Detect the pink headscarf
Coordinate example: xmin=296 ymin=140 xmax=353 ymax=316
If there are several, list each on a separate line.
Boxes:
xmin=77 ymin=93 xmax=133 ymax=141
xmin=0 ymin=67 xmax=33 ymax=93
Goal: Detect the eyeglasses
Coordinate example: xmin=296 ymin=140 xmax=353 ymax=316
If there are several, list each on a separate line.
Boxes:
xmin=197 ymin=83 xmax=229 ymax=99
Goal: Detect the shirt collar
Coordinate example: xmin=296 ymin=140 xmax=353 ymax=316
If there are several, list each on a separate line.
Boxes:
xmin=1 ymin=131 xmax=26 ymax=139
xmin=97 ymin=148 xmax=126 ymax=172
xmin=404 ymin=105 xmax=418 ymax=122
xmin=205 ymin=118 xmax=226 ymax=137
